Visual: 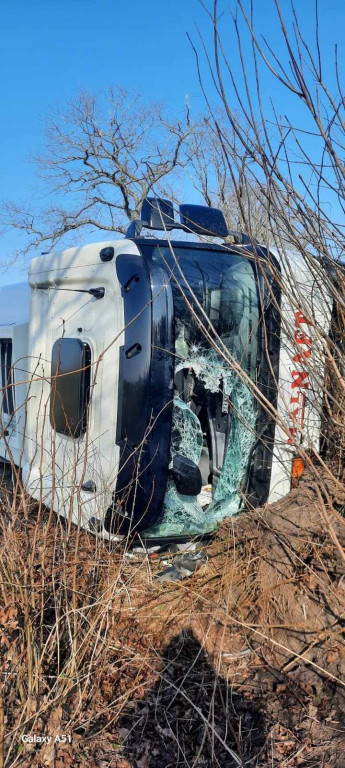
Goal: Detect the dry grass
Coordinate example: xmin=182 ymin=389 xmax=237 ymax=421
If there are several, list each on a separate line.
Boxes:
xmin=0 ymin=472 xmax=344 ymax=768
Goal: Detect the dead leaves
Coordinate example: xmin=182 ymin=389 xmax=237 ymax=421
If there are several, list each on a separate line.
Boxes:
xmin=0 ymin=603 xmax=19 ymax=642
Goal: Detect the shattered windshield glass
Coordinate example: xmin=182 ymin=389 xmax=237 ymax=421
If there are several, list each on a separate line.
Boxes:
xmin=139 ymin=243 xmax=260 ymax=537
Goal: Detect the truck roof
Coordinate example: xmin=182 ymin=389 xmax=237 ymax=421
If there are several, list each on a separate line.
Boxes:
xmin=0 ymin=281 xmax=30 ymax=326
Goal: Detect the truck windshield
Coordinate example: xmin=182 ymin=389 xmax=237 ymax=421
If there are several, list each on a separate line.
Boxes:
xmin=157 ymin=244 xmax=258 ymax=379
xmin=138 ymin=242 xmax=260 ymax=537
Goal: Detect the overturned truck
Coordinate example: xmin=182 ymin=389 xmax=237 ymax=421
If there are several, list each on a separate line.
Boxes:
xmin=0 ymin=200 xmax=333 ymax=542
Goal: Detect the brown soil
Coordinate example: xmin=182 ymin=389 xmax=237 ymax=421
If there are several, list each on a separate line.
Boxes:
xmin=1 ymin=476 xmax=345 ymax=767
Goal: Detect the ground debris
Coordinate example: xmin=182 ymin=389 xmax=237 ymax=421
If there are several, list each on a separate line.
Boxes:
xmin=156 ymin=550 xmax=207 ymax=582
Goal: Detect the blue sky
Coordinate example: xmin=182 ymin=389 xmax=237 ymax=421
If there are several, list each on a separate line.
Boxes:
xmin=0 ymin=0 xmax=343 ymax=284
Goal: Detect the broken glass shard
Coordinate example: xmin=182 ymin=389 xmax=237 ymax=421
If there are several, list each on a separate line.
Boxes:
xmin=143 ymin=350 xmax=256 ymax=538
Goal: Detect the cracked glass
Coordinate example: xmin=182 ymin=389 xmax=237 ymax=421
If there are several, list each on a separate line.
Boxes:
xmin=140 ymin=244 xmax=260 ymax=537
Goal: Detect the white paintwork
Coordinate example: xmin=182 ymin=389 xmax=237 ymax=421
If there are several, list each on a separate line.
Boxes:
xmin=267 ymin=250 xmax=332 ymax=502
xmin=0 ymin=282 xmax=30 ymax=465
xmin=0 ymin=282 xmax=31 ymax=326
xmin=20 ymin=239 xmax=141 ymax=538
xmin=0 ymin=240 xmax=137 ymax=535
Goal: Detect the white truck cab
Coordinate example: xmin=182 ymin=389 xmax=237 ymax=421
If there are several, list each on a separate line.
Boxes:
xmin=0 ymin=199 xmax=333 ymax=542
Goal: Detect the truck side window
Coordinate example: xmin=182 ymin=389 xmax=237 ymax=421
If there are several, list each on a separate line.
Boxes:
xmin=0 ymin=338 xmax=14 ymax=415
xmin=50 ymin=338 xmax=91 ymax=437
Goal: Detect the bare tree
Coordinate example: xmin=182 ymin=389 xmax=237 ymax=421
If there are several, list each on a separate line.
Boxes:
xmin=0 ymin=88 xmax=193 ymax=256
xmin=191 ymin=0 xmax=345 ymax=259
xmin=0 ymin=85 xmax=295 ymax=262
xmin=185 ymin=113 xmax=280 ymax=240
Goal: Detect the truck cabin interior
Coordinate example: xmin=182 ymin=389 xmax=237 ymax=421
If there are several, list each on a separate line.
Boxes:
xmin=104 ymin=199 xmax=281 ymax=541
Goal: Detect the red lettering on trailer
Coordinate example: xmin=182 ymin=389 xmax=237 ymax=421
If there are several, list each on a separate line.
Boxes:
xmin=293 ymin=349 xmax=312 ymax=364
xmin=287 ymin=311 xmax=312 ymax=444
xmin=295 ymin=311 xmax=308 ymax=325
xmin=291 ymin=371 xmax=310 ymax=389
xmin=294 ymin=330 xmax=312 ymax=345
